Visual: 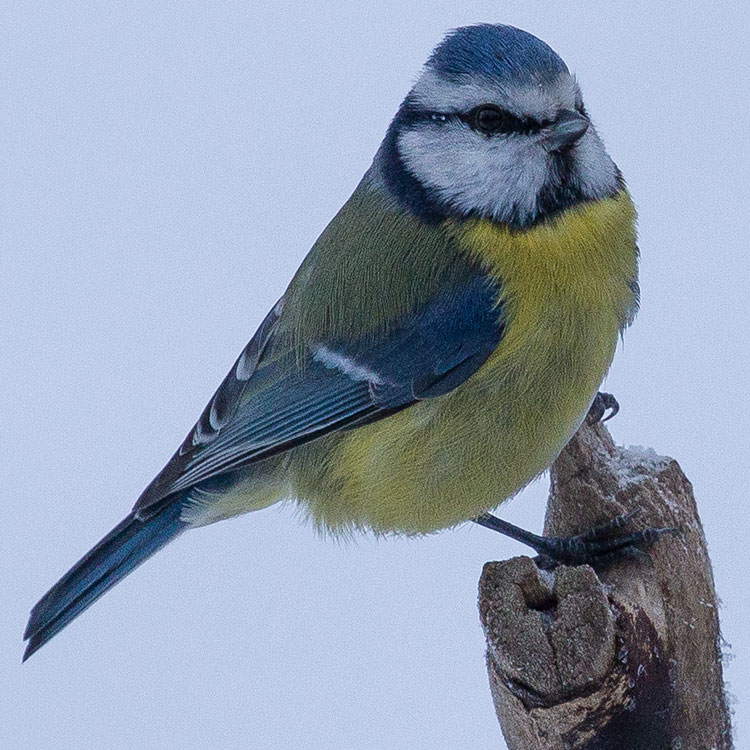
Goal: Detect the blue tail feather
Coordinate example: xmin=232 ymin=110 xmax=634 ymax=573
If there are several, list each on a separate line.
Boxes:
xmin=23 ymin=501 xmax=186 ymax=661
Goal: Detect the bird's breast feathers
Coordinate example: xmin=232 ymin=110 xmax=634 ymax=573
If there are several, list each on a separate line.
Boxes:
xmin=289 ymin=190 xmax=638 ymax=534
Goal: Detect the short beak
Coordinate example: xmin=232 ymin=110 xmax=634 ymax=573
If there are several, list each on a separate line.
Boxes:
xmin=544 ymin=110 xmax=590 ymax=152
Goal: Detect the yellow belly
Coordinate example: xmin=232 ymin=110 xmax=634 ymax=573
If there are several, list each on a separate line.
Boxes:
xmin=290 ymin=192 xmax=638 ymax=535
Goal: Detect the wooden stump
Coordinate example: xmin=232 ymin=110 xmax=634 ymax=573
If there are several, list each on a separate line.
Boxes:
xmin=478 ymin=420 xmax=732 ymax=749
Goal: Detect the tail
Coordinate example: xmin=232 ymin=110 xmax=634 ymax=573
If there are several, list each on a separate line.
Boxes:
xmin=23 ymin=501 xmax=186 ymax=661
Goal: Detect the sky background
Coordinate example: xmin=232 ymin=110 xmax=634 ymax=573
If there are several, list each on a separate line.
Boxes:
xmin=2 ymin=2 xmax=748 ymax=748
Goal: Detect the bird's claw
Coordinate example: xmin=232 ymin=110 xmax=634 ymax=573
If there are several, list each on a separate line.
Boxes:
xmin=533 ymin=514 xmax=678 ymax=570
xmin=587 ymin=391 xmax=620 ymax=425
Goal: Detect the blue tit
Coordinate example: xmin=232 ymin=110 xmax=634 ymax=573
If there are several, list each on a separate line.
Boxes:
xmin=24 ymin=23 xmax=639 ymax=660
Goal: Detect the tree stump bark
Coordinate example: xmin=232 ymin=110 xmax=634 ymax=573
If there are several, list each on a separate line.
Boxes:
xmin=478 ymin=420 xmax=732 ymax=749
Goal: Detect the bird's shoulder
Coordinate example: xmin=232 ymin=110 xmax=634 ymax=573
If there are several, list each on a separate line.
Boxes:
xmin=281 ymin=175 xmax=491 ymax=348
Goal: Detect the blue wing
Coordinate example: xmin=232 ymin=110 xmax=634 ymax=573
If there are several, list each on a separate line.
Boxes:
xmin=133 ymin=274 xmax=504 ymax=517
xmin=23 ymin=273 xmax=504 ymax=659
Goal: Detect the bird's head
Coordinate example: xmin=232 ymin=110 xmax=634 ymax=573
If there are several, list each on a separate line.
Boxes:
xmin=375 ymin=24 xmax=621 ymax=229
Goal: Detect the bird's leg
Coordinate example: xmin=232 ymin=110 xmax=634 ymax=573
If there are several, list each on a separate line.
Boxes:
xmin=473 ymin=510 xmax=677 ymax=570
xmin=586 ymin=391 xmax=619 ymax=425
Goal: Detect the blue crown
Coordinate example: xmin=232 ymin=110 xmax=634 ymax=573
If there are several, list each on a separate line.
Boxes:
xmin=427 ymin=24 xmax=568 ymax=84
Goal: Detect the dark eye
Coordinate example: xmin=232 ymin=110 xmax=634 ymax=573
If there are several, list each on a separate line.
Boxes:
xmin=474 ymin=105 xmax=508 ymax=134
xmin=466 ymin=105 xmax=541 ymax=136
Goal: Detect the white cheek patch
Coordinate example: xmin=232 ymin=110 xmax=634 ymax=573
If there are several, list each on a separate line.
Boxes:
xmin=398 ymin=123 xmax=549 ymax=225
xmin=313 ymin=345 xmax=385 ymax=385
xmin=395 ymin=69 xmax=619 ymax=224
xmin=570 ymin=127 xmax=619 ymax=200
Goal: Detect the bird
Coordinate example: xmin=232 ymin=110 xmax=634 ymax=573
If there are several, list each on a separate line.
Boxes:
xmin=24 ymin=23 xmax=643 ymax=661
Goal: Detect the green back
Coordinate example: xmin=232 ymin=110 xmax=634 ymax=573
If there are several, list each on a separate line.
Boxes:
xmin=282 ymin=176 xmax=483 ymax=352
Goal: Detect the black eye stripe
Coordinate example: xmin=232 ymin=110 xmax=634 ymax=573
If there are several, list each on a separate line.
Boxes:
xmin=426 ymin=105 xmax=546 ymax=136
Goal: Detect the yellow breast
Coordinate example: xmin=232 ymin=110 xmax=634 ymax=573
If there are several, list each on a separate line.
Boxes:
xmin=455 ymin=190 xmax=638 ymax=332
xmin=295 ymin=192 xmax=639 ymax=535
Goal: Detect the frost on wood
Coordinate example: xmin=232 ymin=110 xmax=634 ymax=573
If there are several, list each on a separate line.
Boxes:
xmin=478 ymin=420 xmax=732 ymax=750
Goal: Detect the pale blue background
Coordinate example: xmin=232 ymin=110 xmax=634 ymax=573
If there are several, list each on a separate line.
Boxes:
xmin=3 ymin=2 xmax=748 ymax=748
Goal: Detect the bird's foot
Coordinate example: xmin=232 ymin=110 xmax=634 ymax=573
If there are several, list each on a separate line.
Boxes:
xmin=531 ymin=511 xmax=678 ymax=570
xmin=474 ymin=510 xmax=677 ymax=570
xmin=586 ymin=391 xmax=619 ymax=425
